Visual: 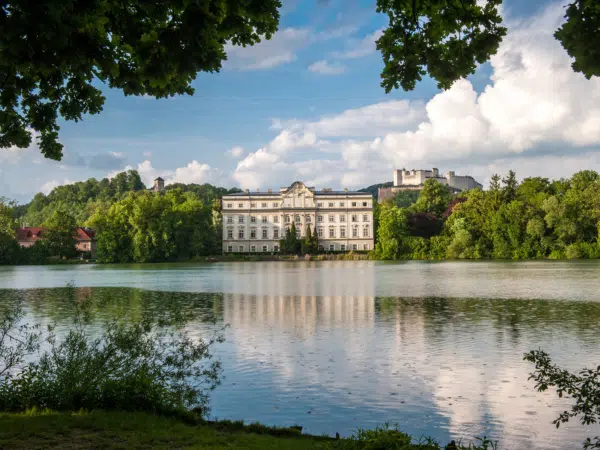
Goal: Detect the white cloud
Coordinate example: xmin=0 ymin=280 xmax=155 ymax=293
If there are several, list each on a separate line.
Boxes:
xmin=40 ymin=179 xmax=73 ymax=195
xmin=330 ymin=29 xmax=383 ymax=59
xmin=308 ymin=60 xmax=346 ymax=75
xmin=227 ymin=146 xmax=245 ymax=158
xmin=232 ymin=3 xmax=600 ymax=190
xmin=225 ymin=28 xmax=311 ymax=70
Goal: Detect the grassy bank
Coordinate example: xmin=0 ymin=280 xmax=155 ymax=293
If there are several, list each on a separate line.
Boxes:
xmin=0 ymin=410 xmax=497 ymax=450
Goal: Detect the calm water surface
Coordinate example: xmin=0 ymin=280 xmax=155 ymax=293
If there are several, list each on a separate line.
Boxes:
xmin=1 ymin=260 xmax=600 ymax=450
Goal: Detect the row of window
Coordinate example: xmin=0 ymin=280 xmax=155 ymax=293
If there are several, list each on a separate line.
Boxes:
xmin=226 ymin=243 xmax=370 ymax=253
xmin=224 ymin=201 xmax=370 ymax=209
xmin=225 ymin=214 xmax=370 ymax=224
xmin=226 ymin=226 xmax=370 ymax=240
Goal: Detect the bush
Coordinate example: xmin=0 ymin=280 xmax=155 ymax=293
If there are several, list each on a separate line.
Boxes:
xmin=0 ymin=287 xmax=224 ymax=418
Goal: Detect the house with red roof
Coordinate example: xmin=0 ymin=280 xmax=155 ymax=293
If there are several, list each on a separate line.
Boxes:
xmin=16 ymin=227 xmax=97 ymax=258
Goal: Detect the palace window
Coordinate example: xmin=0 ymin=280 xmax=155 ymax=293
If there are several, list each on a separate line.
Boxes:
xmin=328 ymin=215 xmax=335 ymax=223
xmin=251 ymin=245 xmax=256 ymax=252
xmin=227 ymin=216 xmax=233 ymax=224
xmin=261 ymin=203 xmax=267 ymax=208
xmin=273 ymin=202 xmax=279 ymax=208
xmin=328 ymin=202 xmax=334 ymax=207
xmin=250 ymin=229 xmax=257 ymax=239
xmin=351 ymin=215 xmax=358 ymax=222
xmin=340 ymin=215 xmax=346 ymax=222
xmin=226 ymin=203 xmax=232 ymax=208
xmin=238 ymin=203 xmax=243 ymax=208
xmin=329 ymin=228 xmax=335 ymax=238
xmin=363 ymin=243 xmax=369 ymax=250
xmin=363 ymin=226 xmax=369 ymax=238
xmin=340 ymin=202 xmax=345 ymax=207
xmin=273 ymin=229 xmax=279 ymax=239
xmin=318 ymin=245 xmax=324 ymax=252
xmin=238 ymin=216 xmax=244 ymax=224
xmin=274 ymin=215 xmax=279 ymax=223
xmin=285 ymin=215 xmax=291 ymax=223
xmin=363 ymin=214 xmax=368 ymax=222
xmin=340 ymin=228 xmax=346 ymax=238
xmin=262 ymin=229 xmax=268 ymax=239
xmin=317 ymin=215 xmax=323 ymax=223
xmin=238 ymin=230 xmax=244 ymax=239
xmin=274 ymin=245 xmax=280 ymax=252
xmin=239 ymin=245 xmax=244 ymax=252
xmin=317 ymin=227 xmax=323 ymax=238
xmin=296 ymin=227 xmax=302 ymax=238
xmin=227 ymin=229 xmax=233 ymax=239
xmin=262 ymin=245 xmax=268 ymax=252
xmin=329 ymin=244 xmax=335 ymax=251
xmin=352 ymin=227 xmax=358 ymax=238
xmin=250 ymin=203 xmax=256 ymax=208
xmin=262 ymin=216 xmax=268 ymax=223
xmin=305 ymin=215 xmax=311 ymax=223
xmin=363 ymin=202 xmax=368 ymax=207
xmin=295 ymin=215 xmax=301 ymax=223
xmin=341 ymin=244 xmax=346 ymax=252
xmin=352 ymin=202 xmax=357 ymax=207
xmin=250 ymin=216 xmax=256 ymax=223
xmin=227 ymin=245 xmax=233 ymax=252
xmin=317 ymin=202 xmax=323 ymax=207
xmin=352 ymin=244 xmax=358 ymax=251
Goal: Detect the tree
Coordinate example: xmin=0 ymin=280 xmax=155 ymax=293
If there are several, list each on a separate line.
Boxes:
xmin=376 ymin=0 xmax=598 ymax=93
xmin=524 ymin=350 xmax=600 ymax=450
xmin=280 ymin=223 xmax=300 ymax=255
xmin=413 ymin=179 xmax=452 ymax=217
xmin=375 ymin=204 xmax=409 ymax=259
xmin=43 ymin=209 xmax=77 ymax=258
xmin=1 ymin=0 xmax=282 ymax=160
xmin=502 ymin=170 xmax=518 ymax=203
xmin=0 ymin=197 xmax=19 ymax=264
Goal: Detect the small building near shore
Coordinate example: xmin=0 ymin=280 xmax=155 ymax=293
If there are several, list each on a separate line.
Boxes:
xmin=16 ymin=226 xmax=97 ymax=258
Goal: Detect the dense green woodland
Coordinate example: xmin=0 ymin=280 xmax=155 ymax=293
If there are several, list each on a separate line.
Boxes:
xmin=0 ymin=171 xmax=240 ymax=264
xmin=2 ymin=169 xmax=600 ymax=264
xmin=376 ymin=170 xmax=600 ymax=260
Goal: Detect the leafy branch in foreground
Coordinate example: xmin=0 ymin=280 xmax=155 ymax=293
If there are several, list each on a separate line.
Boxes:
xmin=524 ymin=349 xmax=600 ymax=450
xmin=0 ymin=285 xmax=226 ymax=417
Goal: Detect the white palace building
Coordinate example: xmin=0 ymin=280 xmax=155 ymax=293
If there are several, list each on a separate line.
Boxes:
xmin=222 ymin=181 xmax=374 ymax=253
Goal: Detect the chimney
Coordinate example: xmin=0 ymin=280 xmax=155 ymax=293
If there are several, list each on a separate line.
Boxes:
xmin=268 ymin=189 xmax=272 ymax=193
xmin=245 ymin=189 xmax=249 ymax=194
xmin=344 ymin=188 xmax=348 ymax=192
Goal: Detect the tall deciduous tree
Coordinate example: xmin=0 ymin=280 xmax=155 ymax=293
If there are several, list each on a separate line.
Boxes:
xmin=43 ymin=209 xmax=77 ymax=258
xmin=1 ymin=0 xmax=282 ymax=160
xmin=376 ymin=0 xmax=598 ymax=92
xmin=0 ymin=198 xmax=19 ymax=264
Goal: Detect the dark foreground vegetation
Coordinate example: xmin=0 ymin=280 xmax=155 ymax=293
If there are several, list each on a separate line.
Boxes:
xmin=0 ymin=286 xmax=599 ymax=449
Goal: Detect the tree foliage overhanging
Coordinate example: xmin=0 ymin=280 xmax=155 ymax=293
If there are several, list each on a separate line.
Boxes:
xmin=376 ymin=0 xmax=600 ymax=92
xmin=0 ymin=0 xmax=281 ymax=160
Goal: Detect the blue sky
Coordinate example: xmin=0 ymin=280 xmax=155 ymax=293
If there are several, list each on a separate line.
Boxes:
xmin=2 ymin=0 xmax=600 ymax=203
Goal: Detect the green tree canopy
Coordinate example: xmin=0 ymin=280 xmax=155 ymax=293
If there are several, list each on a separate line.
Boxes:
xmin=43 ymin=209 xmax=77 ymax=258
xmin=1 ymin=0 xmax=281 ymax=160
xmin=376 ymin=0 xmax=599 ymax=92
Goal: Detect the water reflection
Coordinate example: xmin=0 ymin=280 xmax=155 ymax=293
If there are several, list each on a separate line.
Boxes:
xmin=1 ymin=260 xmax=600 ymax=449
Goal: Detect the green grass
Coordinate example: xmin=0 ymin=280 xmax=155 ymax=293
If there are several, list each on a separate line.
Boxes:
xmin=0 ymin=410 xmax=336 ymax=449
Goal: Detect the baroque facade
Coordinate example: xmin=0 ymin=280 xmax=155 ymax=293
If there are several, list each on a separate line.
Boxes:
xmin=222 ymin=181 xmax=374 ymax=253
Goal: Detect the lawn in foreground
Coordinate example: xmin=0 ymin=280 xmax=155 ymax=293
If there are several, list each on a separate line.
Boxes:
xmin=0 ymin=410 xmax=334 ymax=450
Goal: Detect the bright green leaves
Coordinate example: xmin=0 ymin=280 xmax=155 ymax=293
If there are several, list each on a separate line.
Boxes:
xmin=555 ymin=0 xmax=600 ymax=80
xmin=376 ymin=0 xmax=507 ymax=91
xmin=1 ymin=0 xmax=281 ymax=160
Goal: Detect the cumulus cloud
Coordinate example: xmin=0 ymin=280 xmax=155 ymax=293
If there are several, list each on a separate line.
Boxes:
xmin=232 ymin=2 xmax=600 ymax=190
xmin=308 ymin=60 xmax=346 ymax=75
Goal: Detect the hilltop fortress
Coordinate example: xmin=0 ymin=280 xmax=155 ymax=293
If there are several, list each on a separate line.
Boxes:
xmin=378 ymin=168 xmax=483 ymax=203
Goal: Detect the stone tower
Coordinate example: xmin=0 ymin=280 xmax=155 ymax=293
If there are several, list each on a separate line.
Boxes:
xmin=153 ymin=177 xmax=165 ymax=192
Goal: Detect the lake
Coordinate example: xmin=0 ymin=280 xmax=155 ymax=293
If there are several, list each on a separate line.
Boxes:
xmin=1 ymin=260 xmax=600 ymax=449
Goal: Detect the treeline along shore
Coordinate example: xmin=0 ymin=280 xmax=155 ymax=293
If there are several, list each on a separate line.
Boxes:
xmin=2 ymin=169 xmax=600 ymax=264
